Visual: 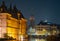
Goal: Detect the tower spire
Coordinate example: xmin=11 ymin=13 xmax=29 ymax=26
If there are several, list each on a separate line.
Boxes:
xmin=2 ymin=1 xmax=5 ymax=6
xmin=29 ymin=15 xmax=35 ymax=28
xmin=12 ymin=4 xmax=18 ymax=19
xmin=8 ymin=3 xmax=12 ymax=13
xmin=13 ymin=4 xmax=18 ymax=13
xmin=10 ymin=3 xmax=12 ymax=11
xmin=0 ymin=1 xmax=7 ymax=13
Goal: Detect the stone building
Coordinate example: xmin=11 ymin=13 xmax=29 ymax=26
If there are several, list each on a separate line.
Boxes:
xmin=0 ymin=1 xmax=28 ymax=41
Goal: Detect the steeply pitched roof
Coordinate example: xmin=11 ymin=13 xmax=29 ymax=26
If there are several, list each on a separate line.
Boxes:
xmin=0 ymin=1 xmax=8 ymax=13
xmin=38 ymin=20 xmax=57 ymax=26
xmin=0 ymin=1 xmax=25 ymax=19
xmin=12 ymin=5 xmax=25 ymax=19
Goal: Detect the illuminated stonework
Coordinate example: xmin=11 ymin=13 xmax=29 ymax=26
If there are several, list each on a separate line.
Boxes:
xmin=28 ymin=20 xmax=58 ymax=41
xmin=0 ymin=1 xmax=28 ymax=41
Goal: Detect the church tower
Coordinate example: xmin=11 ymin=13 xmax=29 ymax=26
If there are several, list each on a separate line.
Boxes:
xmin=29 ymin=15 xmax=35 ymax=28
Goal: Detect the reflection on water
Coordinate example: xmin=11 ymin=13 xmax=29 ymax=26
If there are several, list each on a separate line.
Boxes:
xmin=29 ymin=38 xmax=46 ymax=41
xmin=35 ymin=39 xmax=46 ymax=41
xmin=3 ymin=38 xmax=46 ymax=41
xmin=4 ymin=39 xmax=46 ymax=41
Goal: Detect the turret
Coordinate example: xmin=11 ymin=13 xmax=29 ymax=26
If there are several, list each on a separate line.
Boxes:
xmin=13 ymin=5 xmax=18 ymax=13
xmin=0 ymin=1 xmax=7 ymax=13
xmin=17 ymin=10 xmax=25 ymax=19
xmin=29 ymin=15 xmax=35 ymax=28
xmin=8 ymin=3 xmax=12 ymax=13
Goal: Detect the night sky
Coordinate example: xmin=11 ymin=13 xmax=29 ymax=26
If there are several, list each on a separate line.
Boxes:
xmin=0 ymin=0 xmax=60 ymax=24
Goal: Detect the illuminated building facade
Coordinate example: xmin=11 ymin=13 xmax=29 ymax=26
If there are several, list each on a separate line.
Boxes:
xmin=27 ymin=19 xmax=58 ymax=41
xmin=0 ymin=1 xmax=28 ymax=41
xmin=37 ymin=21 xmax=59 ymax=36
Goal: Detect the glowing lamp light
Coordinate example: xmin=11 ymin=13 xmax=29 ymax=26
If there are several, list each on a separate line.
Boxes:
xmin=21 ymin=35 xmax=23 ymax=41
xmin=19 ymin=35 xmax=24 ymax=41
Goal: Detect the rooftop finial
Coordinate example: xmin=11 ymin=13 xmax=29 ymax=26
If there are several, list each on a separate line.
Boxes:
xmin=2 ymin=1 xmax=5 ymax=6
xmin=8 ymin=3 xmax=12 ymax=13
xmin=13 ymin=4 xmax=18 ymax=12
xmin=9 ymin=3 xmax=12 ymax=10
xmin=13 ymin=4 xmax=17 ymax=9
xmin=0 ymin=1 xmax=7 ymax=13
